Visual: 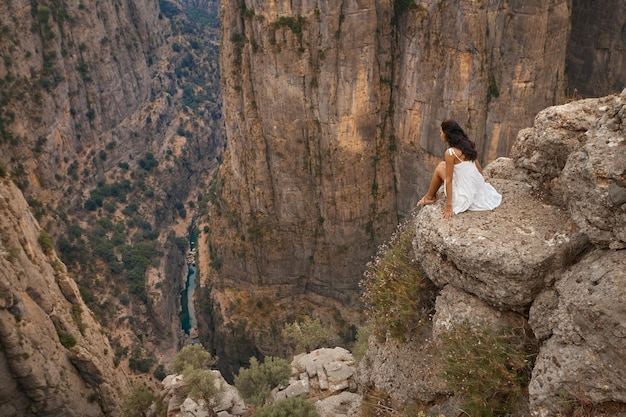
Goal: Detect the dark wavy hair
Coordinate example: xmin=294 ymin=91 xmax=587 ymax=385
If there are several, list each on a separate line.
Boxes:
xmin=441 ymin=119 xmax=477 ymax=161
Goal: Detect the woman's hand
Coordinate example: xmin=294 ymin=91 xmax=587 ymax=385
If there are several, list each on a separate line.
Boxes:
xmin=442 ymin=205 xmax=453 ymax=219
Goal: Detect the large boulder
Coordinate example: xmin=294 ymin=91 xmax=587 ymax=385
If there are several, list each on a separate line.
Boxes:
xmin=269 ymin=348 xmax=360 ymax=415
xmin=160 ymin=370 xmax=247 ymax=417
xmin=412 ymin=179 xmax=589 ymax=311
xmin=512 ymin=91 xmax=626 ymax=249
xmin=528 ymin=249 xmax=626 ymax=416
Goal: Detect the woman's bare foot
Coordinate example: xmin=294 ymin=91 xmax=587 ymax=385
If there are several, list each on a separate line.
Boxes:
xmin=417 ymin=195 xmax=437 ymax=207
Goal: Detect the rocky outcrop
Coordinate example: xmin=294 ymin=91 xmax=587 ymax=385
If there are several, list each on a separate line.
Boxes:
xmin=358 ymin=91 xmax=626 ymax=416
xmin=161 ymin=347 xmax=361 ymax=417
xmin=272 ymin=348 xmax=361 ymax=416
xmin=160 ymin=371 xmax=248 ymax=417
xmin=0 ymin=179 xmax=129 ymax=416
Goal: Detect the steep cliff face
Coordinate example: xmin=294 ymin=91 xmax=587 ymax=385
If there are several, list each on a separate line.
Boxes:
xmin=358 ymin=91 xmax=626 ymax=417
xmin=0 ymin=0 xmax=224 ymax=402
xmin=0 ymin=0 xmax=164 ymax=183
xmin=394 ymin=0 xmax=571 ymax=200
xmin=204 ymin=0 xmax=573 ymax=363
xmin=566 ymin=0 xmax=626 ymax=98
xmin=0 ymin=179 xmax=128 ymax=417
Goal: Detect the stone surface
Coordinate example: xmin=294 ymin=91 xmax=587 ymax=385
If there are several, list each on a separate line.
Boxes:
xmin=356 ymin=326 xmax=447 ymax=406
xmin=512 ymin=92 xmax=626 ymax=249
xmin=315 ymin=391 xmax=361 ymax=417
xmin=161 ymin=370 xmax=247 ymax=417
xmin=528 ymin=249 xmax=626 ymax=416
xmin=0 ymin=179 xmax=129 ymax=416
xmin=272 ymin=347 xmax=358 ymax=407
xmin=432 ymin=285 xmax=522 ymax=339
xmin=412 ymin=178 xmax=587 ymax=311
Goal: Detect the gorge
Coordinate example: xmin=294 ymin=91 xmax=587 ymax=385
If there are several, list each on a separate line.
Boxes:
xmin=0 ymin=0 xmax=625 ymax=416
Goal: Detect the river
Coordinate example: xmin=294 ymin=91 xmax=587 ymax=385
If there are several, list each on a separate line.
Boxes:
xmin=180 ymin=232 xmax=199 ymax=342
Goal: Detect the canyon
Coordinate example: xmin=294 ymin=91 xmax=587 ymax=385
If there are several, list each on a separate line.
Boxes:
xmin=0 ymin=0 xmax=624 ymax=415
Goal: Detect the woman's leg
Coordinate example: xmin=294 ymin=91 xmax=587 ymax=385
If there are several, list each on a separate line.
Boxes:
xmin=417 ymin=161 xmax=445 ymax=206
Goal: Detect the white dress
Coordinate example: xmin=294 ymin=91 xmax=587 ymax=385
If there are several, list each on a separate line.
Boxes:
xmin=445 ymin=148 xmax=502 ymax=214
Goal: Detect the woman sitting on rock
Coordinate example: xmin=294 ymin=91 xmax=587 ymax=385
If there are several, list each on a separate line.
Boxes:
xmin=417 ymin=119 xmax=502 ymax=219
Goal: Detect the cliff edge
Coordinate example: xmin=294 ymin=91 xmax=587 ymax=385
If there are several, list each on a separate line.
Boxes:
xmin=358 ymin=91 xmax=626 ymax=416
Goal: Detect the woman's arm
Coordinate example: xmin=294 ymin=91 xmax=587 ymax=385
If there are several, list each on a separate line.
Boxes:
xmin=443 ymin=150 xmax=455 ymax=219
xmin=474 ymin=159 xmax=489 ymax=180
xmin=474 ymin=159 xmax=483 ymax=174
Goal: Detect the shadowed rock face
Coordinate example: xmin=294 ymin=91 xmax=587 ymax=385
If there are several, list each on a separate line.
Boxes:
xmin=359 ymin=91 xmax=626 ymax=416
xmin=566 ymin=0 xmax=626 ymax=98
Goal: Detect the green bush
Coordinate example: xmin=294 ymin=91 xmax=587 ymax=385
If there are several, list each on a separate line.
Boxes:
xmin=281 ymin=315 xmax=337 ymax=354
xmin=57 ymin=330 xmax=76 ymax=349
xmin=173 ymin=344 xmax=217 ymax=373
xmin=121 ymin=383 xmax=155 ymax=417
xmin=38 ymin=230 xmax=54 ymax=254
xmin=173 ymin=345 xmax=220 ymax=403
xmin=351 ymin=325 xmax=371 ymax=365
xmin=440 ymin=322 xmax=531 ymax=417
xmin=182 ymin=367 xmax=219 ymax=402
xmin=253 ymin=397 xmax=319 ymax=417
xmin=153 ymin=364 xmax=167 ymax=381
xmin=235 ymin=356 xmax=291 ymax=408
xmin=361 ymin=218 xmax=435 ymax=341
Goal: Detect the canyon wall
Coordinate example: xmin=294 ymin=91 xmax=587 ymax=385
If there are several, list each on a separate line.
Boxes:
xmin=204 ymin=0 xmax=572 ymax=363
xmin=566 ymin=0 xmax=626 ymax=98
xmin=0 ymin=0 xmax=224 ymax=411
xmin=0 ymin=179 xmax=128 ymax=416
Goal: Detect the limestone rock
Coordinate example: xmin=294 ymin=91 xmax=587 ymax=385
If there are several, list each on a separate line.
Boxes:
xmin=412 ymin=178 xmax=587 ymax=311
xmin=356 ymin=327 xmax=447 ymax=405
xmin=161 ymin=371 xmax=247 ymax=417
xmin=0 ymin=179 xmax=129 ymax=416
xmin=528 ymin=249 xmax=626 ymax=416
xmin=272 ymin=348 xmax=358 ymax=408
xmin=512 ymin=91 xmax=626 ymax=249
xmin=315 ymin=391 xmax=361 ymax=417
xmin=432 ymin=285 xmax=522 ymax=340
xmin=180 ymin=398 xmax=215 ymax=417
xmin=211 ymin=370 xmax=248 ymax=417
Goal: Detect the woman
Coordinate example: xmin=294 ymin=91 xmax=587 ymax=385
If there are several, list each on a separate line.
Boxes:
xmin=417 ymin=119 xmax=502 ymax=219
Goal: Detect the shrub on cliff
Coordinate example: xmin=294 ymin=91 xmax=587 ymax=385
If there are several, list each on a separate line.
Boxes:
xmin=173 ymin=344 xmax=220 ymax=404
xmin=234 ymin=356 xmax=291 ymax=408
xmin=281 ymin=315 xmax=337 ymax=354
xmin=253 ymin=397 xmax=319 ymax=417
xmin=440 ymin=322 xmax=532 ymax=417
xmin=122 ymin=383 xmax=155 ymax=417
xmin=360 ymin=217 xmax=435 ymax=341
